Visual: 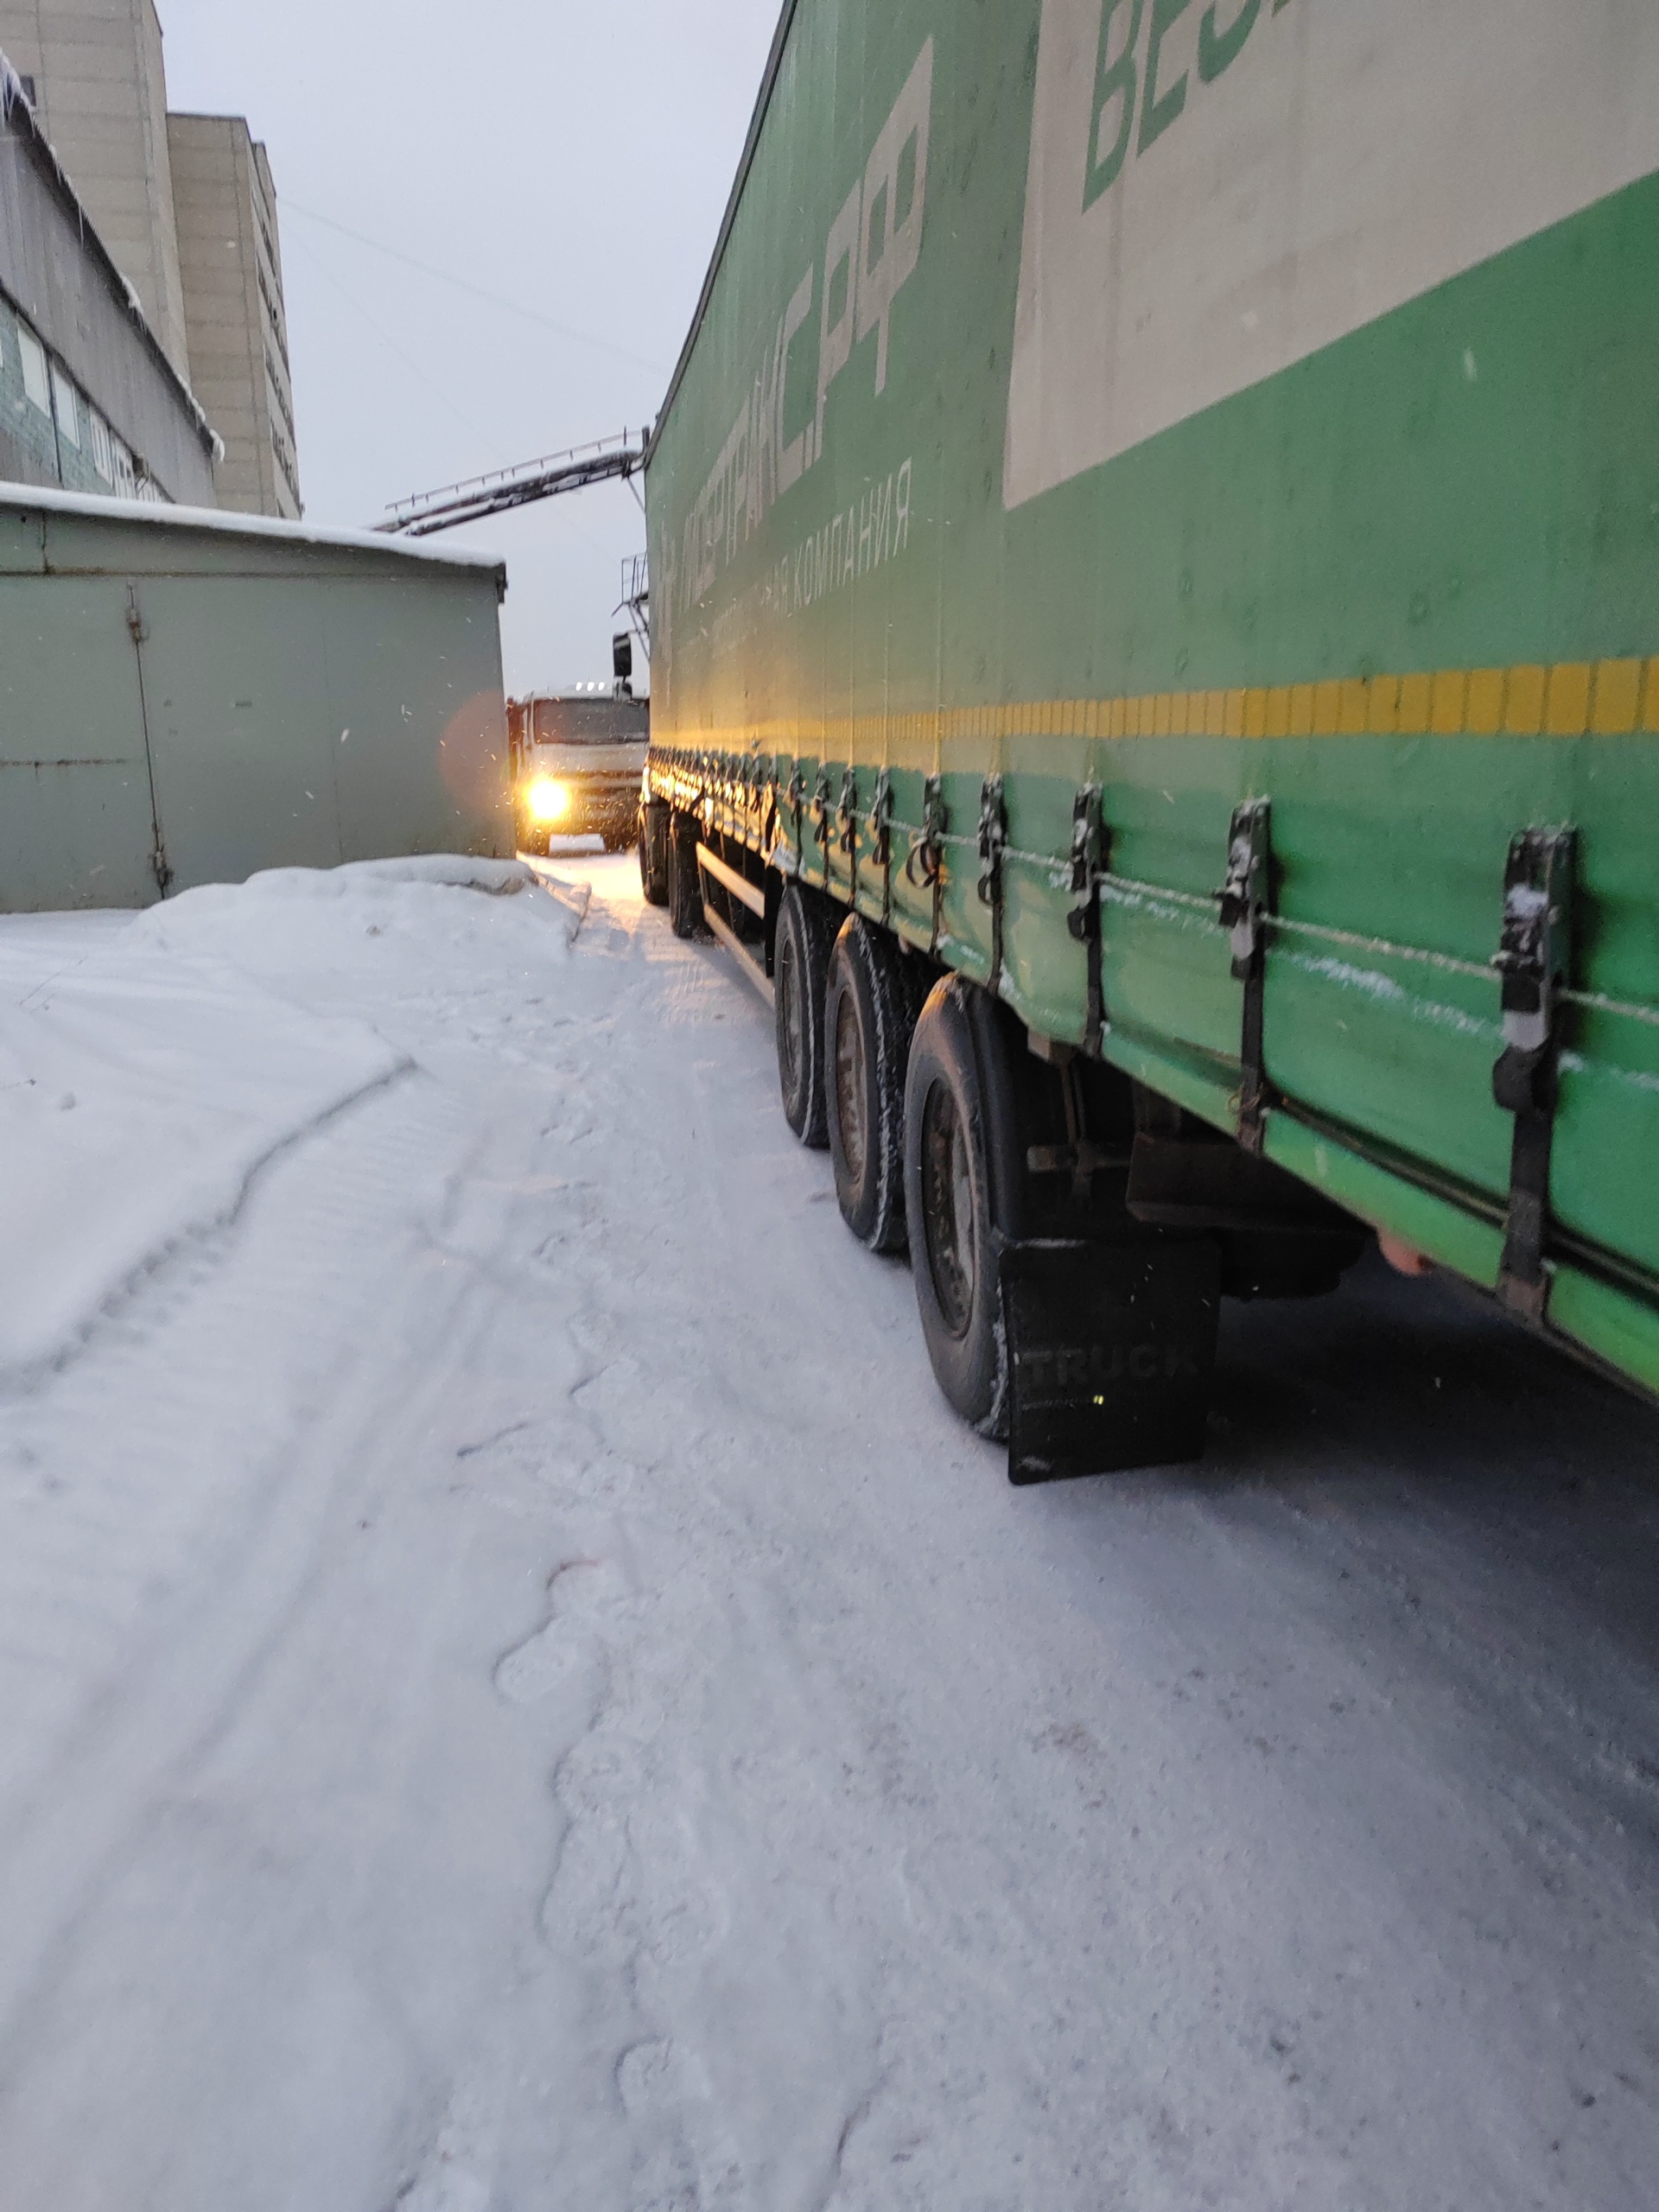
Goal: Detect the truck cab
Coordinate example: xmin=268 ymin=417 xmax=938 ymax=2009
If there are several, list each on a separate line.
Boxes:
xmin=509 ymin=689 xmax=649 ymax=854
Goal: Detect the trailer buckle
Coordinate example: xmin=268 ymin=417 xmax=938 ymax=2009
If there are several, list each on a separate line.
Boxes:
xmin=811 ymin=766 xmax=833 ymax=890
xmin=977 ymin=774 xmax=1008 ymax=998
xmin=833 ymin=766 xmax=859 ymax=905
xmin=905 ymin=774 xmax=947 ymax=955
xmin=786 ymin=764 xmax=805 ymax=871
xmin=836 ymin=767 xmax=858 ymax=855
xmin=868 ymin=769 xmax=894 ymax=926
xmin=1215 ymin=798 xmax=1273 ymax=1153
xmin=1490 ymin=826 xmax=1576 ymax=1322
xmin=1066 ymin=785 xmax=1109 ymax=1053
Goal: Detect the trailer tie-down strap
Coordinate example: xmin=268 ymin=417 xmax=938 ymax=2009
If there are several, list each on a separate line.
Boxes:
xmin=787 ymin=765 xmax=805 ymax=876
xmin=977 ymin=775 xmax=1008 ymax=1000
xmin=1491 ymin=825 xmax=1576 ymax=1322
xmin=1067 ymin=785 xmax=1109 ymax=1055
xmin=905 ymin=774 xmax=947 ymax=956
xmin=812 ymin=766 xmax=833 ymax=891
xmin=868 ymin=769 xmax=894 ymax=929
xmin=837 ymin=766 xmax=859 ymax=909
xmin=1216 ymin=798 xmax=1273 ymax=1154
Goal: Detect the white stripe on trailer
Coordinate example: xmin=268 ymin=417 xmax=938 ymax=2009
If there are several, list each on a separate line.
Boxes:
xmin=1006 ymin=0 xmax=1659 ymax=508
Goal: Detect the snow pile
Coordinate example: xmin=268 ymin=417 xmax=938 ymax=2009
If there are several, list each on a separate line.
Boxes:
xmin=0 ymin=860 xmax=579 ymax=1377
xmin=0 ymin=949 xmax=398 ymax=1382
xmin=331 ymin=854 xmax=539 ymax=893
xmin=126 ymin=854 xmax=588 ymax=988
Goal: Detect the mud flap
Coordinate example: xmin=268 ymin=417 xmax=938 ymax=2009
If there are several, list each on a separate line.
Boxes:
xmin=1001 ymin=1240 xmax=1221 ymax=1484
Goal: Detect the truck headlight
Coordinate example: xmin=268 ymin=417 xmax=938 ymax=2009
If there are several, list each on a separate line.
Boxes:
xmin=524 ymin=777 xmax=571 ymax=824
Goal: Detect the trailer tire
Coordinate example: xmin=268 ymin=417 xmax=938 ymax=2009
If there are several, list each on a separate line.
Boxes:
xmin=824 ymin=918 xmax=918 ymax=1252
xmin=904 ymin=976 xmax=1007 ymax=1438
xmin=639 ymin=801 xmax=670 ymax=906
xmin=775 ymin=882 xmax=835 ymax=1147
xmin=667 ymin=813 xmax=704 ymax=939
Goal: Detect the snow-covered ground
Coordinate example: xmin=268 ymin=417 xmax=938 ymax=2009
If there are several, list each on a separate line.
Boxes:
xmin=1 ymin=852 xmax=1656 ymax=2210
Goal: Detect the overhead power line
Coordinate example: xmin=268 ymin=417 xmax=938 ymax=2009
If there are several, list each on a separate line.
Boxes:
xmin=278 ymin=198 xmax=667 ymax=377
xmin=280 ymin=224 xmax=512 ymax=462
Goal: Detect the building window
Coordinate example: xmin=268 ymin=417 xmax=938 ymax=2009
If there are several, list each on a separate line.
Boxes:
xmin=112 ymin=437 xmax=136 ymax=498
xmin=17 ymin=322 xmax=50 ymax=414
xmin=88 ymin=406 xmax=114 ymax=483
xmin=50 ymin=362 xmax=79 ymax=447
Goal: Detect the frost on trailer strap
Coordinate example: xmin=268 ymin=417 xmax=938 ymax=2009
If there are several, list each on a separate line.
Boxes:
xmin=643 ymin=0 xmax=1659 ymax=1473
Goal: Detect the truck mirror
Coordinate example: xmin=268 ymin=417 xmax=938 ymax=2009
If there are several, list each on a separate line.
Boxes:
xmin=612 ymin=631 xmax=633 ymax=696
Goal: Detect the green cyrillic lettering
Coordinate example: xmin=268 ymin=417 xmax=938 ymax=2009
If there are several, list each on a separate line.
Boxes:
xmin=1082 ymin=0 xmax=1143 ymax=212
xmin=1198 ymin=0 xmax=1259 ymax=82
xmin=1139 ymin=0 xmax=1192 ymax=155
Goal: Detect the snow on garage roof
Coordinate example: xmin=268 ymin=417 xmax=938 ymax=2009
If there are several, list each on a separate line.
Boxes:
xmin=0 ymin=480 xmax=510 ymax=577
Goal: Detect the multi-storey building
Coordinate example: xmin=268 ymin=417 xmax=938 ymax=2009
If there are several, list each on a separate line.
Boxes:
xmin=168 ymin=113 xmax=301 ymax=517
xmin=0 ymin=0 xmax=300 ymax=514
xmin=0 ymin=60 xmax=218 ymax=502
xmin=0 ymin=0 xmax=190 ymax=376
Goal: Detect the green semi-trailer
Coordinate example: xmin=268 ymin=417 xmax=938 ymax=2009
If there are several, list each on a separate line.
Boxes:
xmin=640 ymin=0 xmax=1659 ymax=1478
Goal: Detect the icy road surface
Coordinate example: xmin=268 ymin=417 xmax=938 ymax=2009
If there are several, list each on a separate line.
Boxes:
xmin=1 ymin=853 xmax=1656 ymax=2211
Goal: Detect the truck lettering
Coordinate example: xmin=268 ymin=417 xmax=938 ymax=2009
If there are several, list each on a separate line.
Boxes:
xmin=1198 ymin=0 xmax=1260 ymax=82
xmin=1084 ymin=0 xmax=1288 ymax=212
xmin=893 ymin=457 xmax=912 ymax=554
xmin=1016 ymin=1338 xmax=1204 ymax=1395
xmin=677 ymin=40 xmax=932 ymax=616
xmin=855 ymin=39 xmax=932 ymax=396
xmin=817 ymin=184 xmax=861 ymax=458
xmin=1139 ymin=0 xmax=1192 ymax=156
xmin=777 ymin=267 xmax=817 ymax=493
xmin=756 ymin=458 xmax=914 ymax=620
xmin=1084 ymin=0 xmax=1142 ymax=208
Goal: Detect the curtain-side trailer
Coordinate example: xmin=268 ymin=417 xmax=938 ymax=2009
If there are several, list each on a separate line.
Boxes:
xmin=639 ymin=0 xmax=1659 ymax=1480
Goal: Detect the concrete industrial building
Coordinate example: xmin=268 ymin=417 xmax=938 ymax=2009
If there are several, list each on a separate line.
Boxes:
xmin=0 ymin=0 xmax=189 ymax=376
xmin=0 ymin=0 xmax=300 ymax=514
xmin=0 ymin=60 xmax=218 ymax=501
xmin=168 ymin=113 xmax=300 ymax=518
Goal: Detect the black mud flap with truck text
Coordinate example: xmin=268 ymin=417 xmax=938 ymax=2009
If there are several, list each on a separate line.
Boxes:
xmin=1001 ymin=1238 xmax=1221 ymax=1484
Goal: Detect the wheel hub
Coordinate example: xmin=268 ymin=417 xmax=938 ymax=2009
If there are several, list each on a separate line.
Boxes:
xmin=921 ymin=1079 xmax=975 ymax=1338
xmin=834 ymin=990 xmax=868 ymax=1185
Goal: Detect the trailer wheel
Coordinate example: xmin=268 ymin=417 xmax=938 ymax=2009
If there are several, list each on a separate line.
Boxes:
xmin=904 ymin=977 xmax=1007 ymax=1438
xmin=666 ymin=813 xmax=704 ymax=938
xmin=774 ymin=883 xmax=834 ymax=1147
xmin=824 ymin=918 xmax=918 ymax=1252
xmin=639 ymin=801 xmax=670 ymax=906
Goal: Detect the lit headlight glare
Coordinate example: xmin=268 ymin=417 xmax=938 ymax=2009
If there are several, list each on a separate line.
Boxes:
xmin=525 ymin=778 xmax=570 ymax=824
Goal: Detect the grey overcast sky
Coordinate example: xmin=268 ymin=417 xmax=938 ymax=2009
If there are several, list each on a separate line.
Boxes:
xmin=156 ymin=0 xmax=782 ymax=695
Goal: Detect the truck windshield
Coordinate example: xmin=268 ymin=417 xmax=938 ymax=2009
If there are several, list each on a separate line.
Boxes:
xmin=532 ymin=698 xmax=649 ymax=745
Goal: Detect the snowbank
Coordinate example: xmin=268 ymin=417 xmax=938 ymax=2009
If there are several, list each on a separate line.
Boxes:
xmin=0 ymin=858 xmax=579 ymax=1378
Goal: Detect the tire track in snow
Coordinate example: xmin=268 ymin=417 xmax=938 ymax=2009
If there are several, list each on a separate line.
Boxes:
xmin=0 ymin=1056 xmax=416 ymax=1402
xmin=0 ymin=1073 xmax=531 ymax=2152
